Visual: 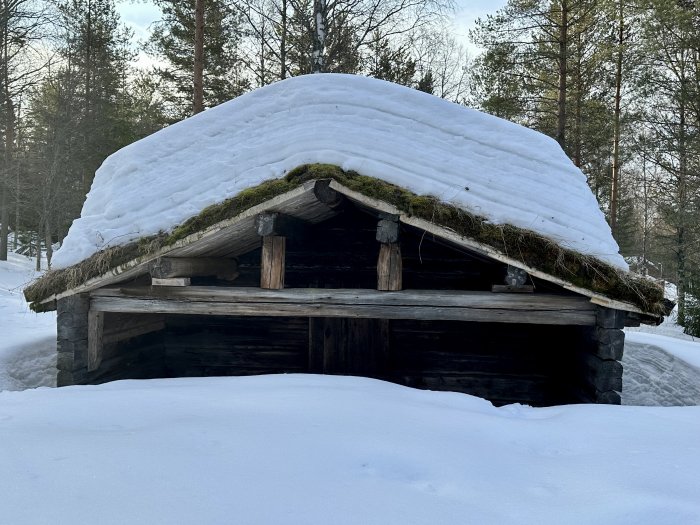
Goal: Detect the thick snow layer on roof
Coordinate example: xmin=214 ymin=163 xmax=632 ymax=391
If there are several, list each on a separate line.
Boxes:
xmin=52 ymin=74 xmax=626 ymax=269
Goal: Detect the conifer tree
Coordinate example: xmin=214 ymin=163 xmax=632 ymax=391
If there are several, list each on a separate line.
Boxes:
xmin=148 ymin=0 xmax=248 ymax=119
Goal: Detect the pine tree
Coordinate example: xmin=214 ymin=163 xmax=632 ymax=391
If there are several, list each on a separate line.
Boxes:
xmin=148 ymin=0 xmax=248 ymax=119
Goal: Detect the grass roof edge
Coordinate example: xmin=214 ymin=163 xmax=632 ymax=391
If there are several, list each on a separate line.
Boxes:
xmin=24 ymin=164 xmax=666 ymax=316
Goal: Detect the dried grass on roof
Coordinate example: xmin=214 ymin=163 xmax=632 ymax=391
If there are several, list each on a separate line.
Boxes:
xmin=24 ymin=164 xmax=665 ymax=316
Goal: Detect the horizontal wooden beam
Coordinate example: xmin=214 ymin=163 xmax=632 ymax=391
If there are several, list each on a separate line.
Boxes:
xmin=255 ymin=212 xmax=307 ymax=238
xmin=149 ymin=257 xmax=238 ymax=280
xmin=90 ymin=287 xmax=596 ymax=325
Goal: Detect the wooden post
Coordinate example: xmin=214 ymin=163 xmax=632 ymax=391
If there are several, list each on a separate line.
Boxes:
xmin=56 ymin=294 xmax=90 ymax=386
xmin=261 ymin=236 xmax=286 ymax=289
xmin=87 ymin=310 xmax=104 ymax=372
xmin=376 ymin=215 xmax=402 ymax=291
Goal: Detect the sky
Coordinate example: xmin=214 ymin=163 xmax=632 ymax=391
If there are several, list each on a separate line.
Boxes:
xmin=115 ymin=0 xmax=509 ymax=63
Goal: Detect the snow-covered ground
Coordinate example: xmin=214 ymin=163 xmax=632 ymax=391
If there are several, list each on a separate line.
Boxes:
xmin=0 ymin=253 xmax=56 ymax=391
xmin=2 ymin=254 xmax=700 ymax=523
xmin=2 ymin=374 xmax=700 ymax=525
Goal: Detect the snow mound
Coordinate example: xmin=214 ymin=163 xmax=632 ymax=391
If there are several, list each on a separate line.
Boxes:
xmin=0 ymin=253 xmax=56 ymax=391
xmin=1 ymin=375 xmax=699 ymax=524
xmin=52 ymin=74 xmax=626 ymax=269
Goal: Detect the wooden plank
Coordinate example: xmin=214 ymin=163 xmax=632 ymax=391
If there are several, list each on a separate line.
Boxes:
xmin=261 ymin=236 xmax=285 ymax=289
xmin=377 ymin=243 xmax=402 ymax=291
xmin=152 ymin=277 xmax=191 ymax=287
xmin=491 ymin=285 xmax=534 ymax=293
xmin=149 ymin=257 xmax=239 ymax=280
xmin=87 ymin=310 xmax=104 ymax=372
xmin=90 ymin=287 xmax=596 ymax=325
xmin=94 ymin=286 xmax=595 ymax=310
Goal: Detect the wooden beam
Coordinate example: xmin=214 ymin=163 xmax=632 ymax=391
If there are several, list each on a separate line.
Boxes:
xmin=152 ymin=277 xmax=191 ymax=287
xmin=313 ymin=179 xmax=344 ymax=209
xmin=149 ymin=257 xmax=238 ymax=280
xmin=377 ymin=243 xmax=402 ymax=291
xmin=261 ymin=236 xmax=285 ymax=289
xmin=90 ymin=287 xmax=596 ymax=325
xmin=87 ymin=309 xmax=104 ymax=372
xmin=255 ymin=212 xmax=307 ymax=238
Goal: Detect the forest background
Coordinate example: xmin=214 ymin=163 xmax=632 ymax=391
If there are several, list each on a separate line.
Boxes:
xmin=1 ymin=0 xmax=699 ymax=334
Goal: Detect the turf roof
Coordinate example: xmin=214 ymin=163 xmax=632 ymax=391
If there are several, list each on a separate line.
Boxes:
xmin=24 ymin=164 xmax=666 ymax=316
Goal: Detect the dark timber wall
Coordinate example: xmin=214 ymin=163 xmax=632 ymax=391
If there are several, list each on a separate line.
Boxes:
xmin=56 ymin=203 xmax=626 ymax=406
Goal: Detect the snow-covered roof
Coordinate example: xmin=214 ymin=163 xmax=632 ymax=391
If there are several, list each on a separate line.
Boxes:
xmin=52 ymin=74 xmax=626 ymax=270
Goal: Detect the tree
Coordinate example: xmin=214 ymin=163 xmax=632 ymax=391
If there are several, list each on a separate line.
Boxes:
xmin=0 ymin=0 xmax=49 ymax=260
xmin=637 ymin=0 xmax=700 ymax=325
xmin=148 ymin=0 xmax=248 ymax=119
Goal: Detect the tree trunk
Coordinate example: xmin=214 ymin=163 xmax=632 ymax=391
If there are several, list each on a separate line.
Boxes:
xmin=35 ymin=229 xmax=42 ymax=271
xmin=312 ymin=0 xmax=327 ymax=73
xmin=556 ymin=0 xmax=569 ymax=149
xmin=610 ymin=0 xmax=624 ymax=236
xmin=1 ymin=94 xmax=14 ymax=262
xmin=193 ymin=0 xmax=205 ymax=114
xmin=556 ymin=0 xmax=568 ymax=149
xmin=280 ymin=0 xmax=287 ymax=80
xmin=45 ymin=219 xmax=53 ymax=269
xmin=676 ymin=93 xmax=688 ymax=324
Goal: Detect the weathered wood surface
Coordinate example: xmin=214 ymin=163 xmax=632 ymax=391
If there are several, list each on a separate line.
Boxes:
xmin=90 ymin=287 xmax=597 ymax=325
xmin=313 ymin=179 xmax=345 ymax=209
xmin=255 ymin=212 xmax=307 ymax=238
xmin=87 ymin=310 xmax=104 ymax=371
xmin=149 ymin=257 xmax=239 ymax=280
xmin=491 ymin=285 xmax=534 ymax=293
xmin=164 ymin=316 xmax=307 ymax=377
xmin=102 ymin=313 xmax=165 ymax=345
xmin=56 ymin=294 xmax=90 ymax=386
xmin=309 ymin=318 xmax=389 ymax=375
xmin=377 ymin=243 xmax=402 ymax=291
xmin=260 ymin=236 xmax=285 ymax=289
xmin=152 ymin=277 xmax=191 ymax=287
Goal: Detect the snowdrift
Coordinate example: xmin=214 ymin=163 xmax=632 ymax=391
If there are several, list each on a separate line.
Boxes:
xmin=2 ymin=375 xmax=699 ymax=524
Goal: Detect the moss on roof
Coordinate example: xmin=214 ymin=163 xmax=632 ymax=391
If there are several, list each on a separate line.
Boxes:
xmin=25 ymin=164 xmax=666 ymax=316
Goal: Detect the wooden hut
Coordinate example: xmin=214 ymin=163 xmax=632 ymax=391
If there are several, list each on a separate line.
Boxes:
xmin=25 ymin=75 xmax=667 ymax=406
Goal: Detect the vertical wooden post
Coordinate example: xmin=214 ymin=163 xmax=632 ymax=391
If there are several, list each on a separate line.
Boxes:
xmin=261 ymin=236 xmax=286 ymax=289
xmin=87 ymin=310 xmax=104 ymax=372
xmin=377 ymin=244 xmax=402 ymax=291
xmin=56 ymin=294 xmax=90 ymax=386
xmin=376 ymin=215 xmax=402 ymax=291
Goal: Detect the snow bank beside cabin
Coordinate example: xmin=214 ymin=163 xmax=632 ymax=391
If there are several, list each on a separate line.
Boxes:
xmin=1 ymin=375 xmax=699 ymax=524
xmin=52 ymin=74 xmax=626 ymax=270
xmin=0 ymin=254 xmax=56 ymax=391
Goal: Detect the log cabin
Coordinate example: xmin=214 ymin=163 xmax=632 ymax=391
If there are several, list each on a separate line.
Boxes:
xmin=25 ymin=75 xmax=668 ymax=406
